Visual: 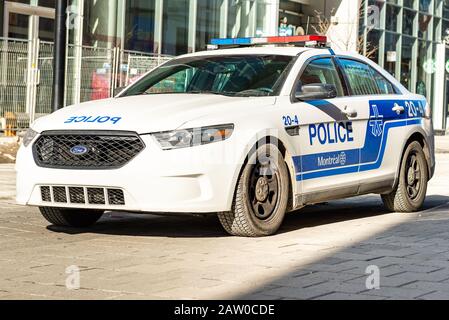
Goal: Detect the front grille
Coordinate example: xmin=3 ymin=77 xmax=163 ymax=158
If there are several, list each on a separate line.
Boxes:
xmin=33 ymin=131 xmax=145 ymax=169
xmin=53 ymin=186 xmax=67 ymax=203
xmin=40 ymin=186 xmax=125 ymax=206
xmin=107 ymin=189 xmax=125 ymax=205
xmin=69 ymin=187 xmax=85 ymax=204
xmin=87 ymin=188 xmax=106 ymax=205
xmin=41 ymin=186 xmax=51 ymax=202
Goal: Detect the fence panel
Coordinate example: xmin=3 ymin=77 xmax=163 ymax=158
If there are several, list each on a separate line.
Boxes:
xmin=0 ymin=38 xmax=30 ymax=129
xmin=0 ymin=39 xmax=172 ymax=131
xmin=36 ymin=41 xmax=54 ymax=115
xmin=120 ymin=51 xmax=172 ymax=88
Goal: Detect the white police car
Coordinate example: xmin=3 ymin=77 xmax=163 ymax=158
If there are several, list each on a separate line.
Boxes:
xmin=16 ymin=36 xmax=435 ymax=237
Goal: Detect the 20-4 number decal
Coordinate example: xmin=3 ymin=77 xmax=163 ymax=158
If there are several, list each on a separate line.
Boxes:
xmin=283 ymin=115 xmax=299 ymax=127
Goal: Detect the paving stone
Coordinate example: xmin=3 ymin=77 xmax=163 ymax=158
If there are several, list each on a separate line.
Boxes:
xmin=260 ymin=286 xmax=336 ymax=300
xmin=1 ymin=155 xmax=449 ymax=300
xmin=315 ymin=292 xmax=387 ymax=300
xmin=363 ymin=287 xmax=435 ymax=299
xmin=417 ymin=291 xmax=449 ymax=300
xmin=401 ymin=281 xmax=449 ymax=293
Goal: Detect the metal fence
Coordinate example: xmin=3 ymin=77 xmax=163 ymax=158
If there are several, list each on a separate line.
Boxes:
xmin=0 ymin=37 xmax=172 ymax=132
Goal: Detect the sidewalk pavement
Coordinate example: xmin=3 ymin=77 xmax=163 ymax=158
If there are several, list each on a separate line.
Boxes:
xmin=436 ymin=135 xmax=449 ymax=154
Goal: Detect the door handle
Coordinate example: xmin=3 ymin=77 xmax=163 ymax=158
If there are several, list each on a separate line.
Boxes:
xmin=342 ymin=106 xmax=358 ymax=118
xmin=392 ymin=104 xmax=405 ymax=115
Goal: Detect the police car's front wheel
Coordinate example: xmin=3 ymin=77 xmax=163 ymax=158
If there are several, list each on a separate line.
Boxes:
xmin=382 ymin=141 xmax=428 ymax=213
xmin=218 ymin=144 xmax=289 ymax=237
xmin=39 ymin=207 xmax=104 ymax=228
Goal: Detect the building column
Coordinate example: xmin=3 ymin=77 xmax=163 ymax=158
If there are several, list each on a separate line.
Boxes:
xmin=433 ymin=43 xmax=446 ymax=131
xmin=188 ymin=0 xmax=197 ymax=53
xmin=268 ymin=0 xmax=279 ymax=36
xmin=219 ymin=0 xmax=229 ymax=38
xmin=71 ymin=0 xmax=84 ymax=105
xmin=231 ymin=1 xmax=241 ymax=37
xmin=154 ymin=0 xmax=163 ymax=55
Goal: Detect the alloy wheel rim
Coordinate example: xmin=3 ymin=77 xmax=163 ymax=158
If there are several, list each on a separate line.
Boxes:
xmin=248 ymin=154 xmax=280 ymax=220
xmin=405 ymin=152 xmax=422 ymax=201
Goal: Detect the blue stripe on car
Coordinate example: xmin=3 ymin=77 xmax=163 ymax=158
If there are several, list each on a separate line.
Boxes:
xmin=293 ymin=99 xmax=425 ymax=182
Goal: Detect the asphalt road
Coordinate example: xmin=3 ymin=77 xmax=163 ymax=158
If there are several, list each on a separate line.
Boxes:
xmin=0 ymin=154 xmax=449 ymax=300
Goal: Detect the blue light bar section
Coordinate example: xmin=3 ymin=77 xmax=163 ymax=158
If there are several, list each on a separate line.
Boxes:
xmin=211 ymin=38 xmax=252 ymax=46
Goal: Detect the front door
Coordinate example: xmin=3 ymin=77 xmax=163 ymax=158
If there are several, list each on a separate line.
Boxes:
xmin=288 ymin=57 xmax=366 ymax=204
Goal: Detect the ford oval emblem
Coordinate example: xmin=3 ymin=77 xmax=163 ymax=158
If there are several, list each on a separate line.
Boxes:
xmin=70 ymin=145 xmax=88 ymax=156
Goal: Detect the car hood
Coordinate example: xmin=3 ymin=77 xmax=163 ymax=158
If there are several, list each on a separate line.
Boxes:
xmin=32 ymin=94 xmax=277 ymax=134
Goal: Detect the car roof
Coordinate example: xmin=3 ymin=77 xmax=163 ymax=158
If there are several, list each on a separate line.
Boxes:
xmin=163 ymin=46 xmax=409 ymax=95
xmin=177 ymin=46 xmax=312 ymax=58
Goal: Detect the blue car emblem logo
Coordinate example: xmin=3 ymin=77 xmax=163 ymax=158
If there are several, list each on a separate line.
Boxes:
xmin=70 ymin=145 xmax=88 ymax=155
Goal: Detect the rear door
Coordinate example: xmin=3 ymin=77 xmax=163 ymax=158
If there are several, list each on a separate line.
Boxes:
xmin=336 ymin=58 xmax=407 ymax=192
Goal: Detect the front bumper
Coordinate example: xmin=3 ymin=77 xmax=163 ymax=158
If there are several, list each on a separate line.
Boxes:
xmin=16 ymin=134 xmax=242 ymax=213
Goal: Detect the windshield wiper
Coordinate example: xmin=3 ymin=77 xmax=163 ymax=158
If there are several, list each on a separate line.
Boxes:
xmin=187 ymin=90 xmax=236 ymax=97
xmin=234 ymin=89 xmax=273 ymax=97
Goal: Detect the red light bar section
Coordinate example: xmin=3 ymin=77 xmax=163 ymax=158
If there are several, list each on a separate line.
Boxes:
xmin=266 ymin=35 xmax=328 ymax=44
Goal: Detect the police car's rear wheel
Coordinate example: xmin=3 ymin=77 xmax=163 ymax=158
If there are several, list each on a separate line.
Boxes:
xmin=39 ymin=207 xmax=104 ymax=228
xmin=218 ymin=144 xmax=289 ymax=237
xmin=381 ymin=141 xmax=428 ymax=213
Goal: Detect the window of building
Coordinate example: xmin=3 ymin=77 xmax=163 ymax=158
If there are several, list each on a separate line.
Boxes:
xmin=37 ymin=0 xmax=55 ymax=8
xmin=125 ymin=0 xmax=155 ymax=53
xmin=298 ymin=58 xmax=344 ymax=97
xmin=366 ymin=29 xmax=380 ymax=64
xmin=443 ymin=19 xmax=449 ymax=40
xmin=444 ymin=0 xmax=449 ymax=16
xmin=403 ymin=0 xmax=415 ymax=9
xmin=401 ymin=36 xmax=415 ymax=91
xmin=419 ymin=0 xmax=432 ymax=13
xmin=403 ymin=8 xmax=416 ymax=35
xmin=384 ymin=32 xmax=399 ymax=77
xmin=386 ymin=4 xmax=400 ymax=32
xmin=416 ymin=40 xmax=432 ymax=98
xmin=418 ymin=13 xmax=432 ymax=39
xmin=196 ymin=0 xmax=221 ymax=52
xmin=162 ymin=0 xmax=188 ymax=55
xmin=339 ymin=59 xmax=395 ymax=95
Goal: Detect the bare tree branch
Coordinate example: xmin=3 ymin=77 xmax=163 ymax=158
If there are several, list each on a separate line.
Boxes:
xmin=311 ymin=5 xmax=378 ymax=59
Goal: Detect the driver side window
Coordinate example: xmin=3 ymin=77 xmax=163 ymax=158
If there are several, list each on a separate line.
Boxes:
xmin=297 ymin=58 xmax=344 ymax=97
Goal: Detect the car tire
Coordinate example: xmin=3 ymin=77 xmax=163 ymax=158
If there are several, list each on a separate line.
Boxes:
xmin=218 ymin=143 xmax=289 ymax=237
xmin=381 ymin=141 xmax=428 ymax=213
xmin=39 ymin=207 xmax=104 ymax=228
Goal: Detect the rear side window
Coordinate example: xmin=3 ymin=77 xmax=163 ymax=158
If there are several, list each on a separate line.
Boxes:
xmin=297 ymin=58 xmax=344 ymax=97
xmin=338 ymin=59 xmax=396 ymax=95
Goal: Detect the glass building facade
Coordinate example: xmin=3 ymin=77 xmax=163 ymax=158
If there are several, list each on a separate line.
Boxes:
xmin=360 ymin=0 xmax=449 ymax=129
xmin=1 ymin=0 xmax=449 ymax=130
xmin=65 ymin=0 xmax=278 ymax=54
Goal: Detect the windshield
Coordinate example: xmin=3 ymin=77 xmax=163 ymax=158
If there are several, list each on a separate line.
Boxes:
xmin=122 ymin=55 xmax=294 ymax=97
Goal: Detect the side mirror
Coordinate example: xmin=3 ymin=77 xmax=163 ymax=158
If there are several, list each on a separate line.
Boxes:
xmin=113 ymin=86 xmax=126 ymax=97
xmin=295 ymin=83 xmax=338 ymax=101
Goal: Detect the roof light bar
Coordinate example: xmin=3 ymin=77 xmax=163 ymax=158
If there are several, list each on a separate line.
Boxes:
xmin=210 ymin=35 xmax=328 ymax=48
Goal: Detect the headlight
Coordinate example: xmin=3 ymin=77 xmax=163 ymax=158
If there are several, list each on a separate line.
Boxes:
xmin=152 ymin=124 xmax=234 ymax=150
xmin=22 ymin=128 xmax=39 ymax=147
